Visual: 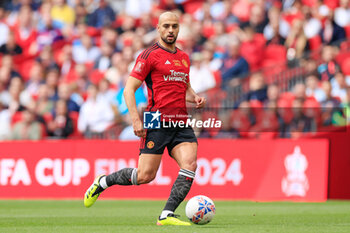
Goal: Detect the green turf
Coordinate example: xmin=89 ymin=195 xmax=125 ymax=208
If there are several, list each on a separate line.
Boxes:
xmin=0 ymin=200 xmax=349 ymax=233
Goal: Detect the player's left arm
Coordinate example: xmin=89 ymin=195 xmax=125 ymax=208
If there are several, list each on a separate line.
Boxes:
xmin=186 ymin=82 xmax=206 ymax=109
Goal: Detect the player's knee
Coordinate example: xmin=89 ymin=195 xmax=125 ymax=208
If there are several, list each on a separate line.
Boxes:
xmin=183 ymin=160 xmax=197 ymax=172
xmin=137 ymin=171 xmax=156 ymax=184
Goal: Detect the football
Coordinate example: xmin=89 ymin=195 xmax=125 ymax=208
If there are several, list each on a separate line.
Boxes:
xmin=185 ymin=195 xmax=216 ymax=225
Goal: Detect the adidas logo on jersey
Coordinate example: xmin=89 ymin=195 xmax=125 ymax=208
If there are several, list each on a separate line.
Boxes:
xmin=165 ymin=60 xmax=171 ymax=65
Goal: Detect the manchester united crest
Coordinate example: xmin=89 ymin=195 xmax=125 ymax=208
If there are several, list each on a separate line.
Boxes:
xmin=147 ymin=141 xmax=155 ymax=149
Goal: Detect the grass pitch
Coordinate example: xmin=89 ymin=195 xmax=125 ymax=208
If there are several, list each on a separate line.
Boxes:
xmin=0 ymin=200 xmax=349 ymax=233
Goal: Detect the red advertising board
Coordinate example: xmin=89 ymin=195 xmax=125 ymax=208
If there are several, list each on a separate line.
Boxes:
xmin=302 ymin=126 xmax=350 ymax=199
xmin=0 ymin=139 xmax=329 ymax=201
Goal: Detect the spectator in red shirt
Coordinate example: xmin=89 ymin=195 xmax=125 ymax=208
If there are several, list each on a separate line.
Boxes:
xmin=235 ymin=26 xmax=266 ymax=71
xmin=13 ymin=5 xmax=38 ymax=58
xmin=58 ymin=45 xmax=76 ymax=77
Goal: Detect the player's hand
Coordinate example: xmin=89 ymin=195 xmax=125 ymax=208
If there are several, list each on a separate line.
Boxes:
xmin=133 ymin=119 xmax=146 ymax=138
xmin=195 ymin=96 xmax=206 ymax=109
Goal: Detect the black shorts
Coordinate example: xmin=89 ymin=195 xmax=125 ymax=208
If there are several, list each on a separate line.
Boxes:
xmin=140 ymin=126 xmax=197 ymax=156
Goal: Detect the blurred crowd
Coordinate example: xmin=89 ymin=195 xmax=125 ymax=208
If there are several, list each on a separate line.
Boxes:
xmin=0 ymin=0 xmax=349 ymax=141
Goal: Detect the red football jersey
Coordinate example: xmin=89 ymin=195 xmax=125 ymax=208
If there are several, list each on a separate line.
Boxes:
xmin=130 ymin=42 xmax=191 ymax=121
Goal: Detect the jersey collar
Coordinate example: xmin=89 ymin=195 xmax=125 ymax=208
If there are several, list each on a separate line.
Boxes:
xmin=156 ymin=42 xmax=177 ymax=54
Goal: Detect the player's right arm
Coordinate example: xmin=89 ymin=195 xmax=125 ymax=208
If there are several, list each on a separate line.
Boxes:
xmin=125 ymin=48 xmax=153 ymax=138
xmin=124 ymin=76 xmax=145 ymax=138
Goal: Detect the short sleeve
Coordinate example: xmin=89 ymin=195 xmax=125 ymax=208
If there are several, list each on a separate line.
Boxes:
xmin=129 ymin=53 xmax=152 ymax=82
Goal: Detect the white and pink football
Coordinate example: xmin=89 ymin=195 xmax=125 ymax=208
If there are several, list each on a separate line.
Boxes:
xmin=185 ymin=195 xmax=216 ymax=225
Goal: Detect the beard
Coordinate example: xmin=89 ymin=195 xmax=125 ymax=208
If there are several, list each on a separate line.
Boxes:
xmin=161 ymin=34 xmax=177 ymax=45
